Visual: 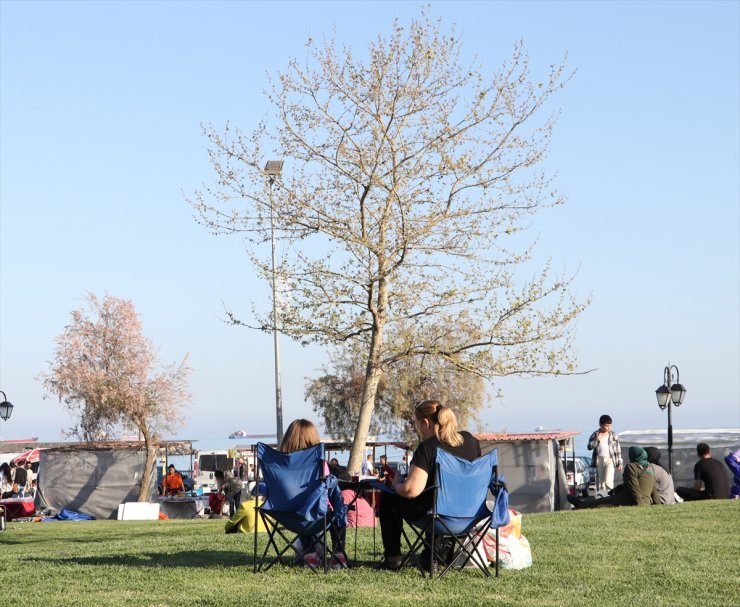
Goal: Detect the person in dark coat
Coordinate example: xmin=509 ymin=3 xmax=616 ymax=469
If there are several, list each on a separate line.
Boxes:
xmin=568 ymin=447 xmax=660 ymax=509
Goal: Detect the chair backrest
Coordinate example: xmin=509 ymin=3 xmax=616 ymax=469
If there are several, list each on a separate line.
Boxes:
xmin=435 ymin=448 xmax=498 ymax=524
xmin=256 ymin=442 xmax=325 ymax=515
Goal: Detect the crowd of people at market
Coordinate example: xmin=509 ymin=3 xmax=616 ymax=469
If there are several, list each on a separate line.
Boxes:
xmin=0 ymin=459 xmax=37 ymax=499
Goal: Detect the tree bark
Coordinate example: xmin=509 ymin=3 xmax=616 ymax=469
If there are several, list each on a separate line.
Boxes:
xmin=347 ymin=271 xmax=388 ymax=474
xmin=138 ymin=429 xmax=158 ymax=502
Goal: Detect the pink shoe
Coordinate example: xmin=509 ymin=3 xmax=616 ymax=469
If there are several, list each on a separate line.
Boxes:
xmin=330 ymin=554 xmax=348 ymax=570
xmin=303 ymin=552 xmax=322 ymax=568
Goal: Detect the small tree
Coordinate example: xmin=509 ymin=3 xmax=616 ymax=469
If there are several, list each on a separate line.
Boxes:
xmin=306 ymin=330 xmax=488 ymax=444
xmin=39 ymin=293 xmax=192 ymax=501
xmin=191 ymin=10 xmax=588 ymax=474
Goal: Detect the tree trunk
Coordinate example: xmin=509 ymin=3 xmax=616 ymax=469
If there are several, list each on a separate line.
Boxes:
xmin=137 ymin=429 xmax=158 ymax=502
xmin=347 ymin=360 xmax=384 ymax=474
xmin=347 ymin=271 xmax=388 ymax=474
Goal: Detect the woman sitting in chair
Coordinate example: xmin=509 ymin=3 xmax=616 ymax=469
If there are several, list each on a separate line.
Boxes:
xmin=378 ymin=399 xmax=481 ymax=571
xmin=279 ymin=419 xmax=347 ymax=569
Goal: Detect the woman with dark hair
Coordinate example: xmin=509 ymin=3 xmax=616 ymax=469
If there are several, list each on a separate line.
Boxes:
xmin=378 ymin=399 xmax=481 ymax=571
xmin=0 ymin=463 xmax=17 ymax=498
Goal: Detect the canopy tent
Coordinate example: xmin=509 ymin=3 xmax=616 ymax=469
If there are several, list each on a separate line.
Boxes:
xmin=12 ymin=448 xmax=40 ymax=464
xmin=34 ymin=441 xmax=194 ymax=520
xmin=476 ymin=432 xmax=575 ymax=513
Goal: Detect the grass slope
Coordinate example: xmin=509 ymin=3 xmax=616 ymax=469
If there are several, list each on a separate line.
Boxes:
xmin=1 ymin=501 xmax=738 ymax=607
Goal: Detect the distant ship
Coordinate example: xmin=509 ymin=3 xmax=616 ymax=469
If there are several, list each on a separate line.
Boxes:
xmin=229 ymin=430 xmax=249 ymax=439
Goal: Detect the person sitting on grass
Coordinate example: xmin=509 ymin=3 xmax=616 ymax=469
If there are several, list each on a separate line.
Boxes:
xmin=645 ymin=447 xmax=676 ymax=504
xmin=725 ymin=449 xmax=740 ymax=499
xmin=676 ymin=443 xmax=731 ymax=501
xmin=568 ymin=446 xmax=660 ymax=509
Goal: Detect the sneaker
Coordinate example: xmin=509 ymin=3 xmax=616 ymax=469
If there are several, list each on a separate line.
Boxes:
xmin=330 ymin=554 xmax=348 ymax=570
xmin=303 ymin=552 xmax=322 ymax=568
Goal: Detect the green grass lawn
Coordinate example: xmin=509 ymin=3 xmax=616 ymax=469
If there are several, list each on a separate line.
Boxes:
xmin=1 ymin=501 xmax=738 ymax=607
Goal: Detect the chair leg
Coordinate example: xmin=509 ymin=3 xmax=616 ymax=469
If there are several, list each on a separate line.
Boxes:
xmin=495 ymin=526 xmax=500 ymax=578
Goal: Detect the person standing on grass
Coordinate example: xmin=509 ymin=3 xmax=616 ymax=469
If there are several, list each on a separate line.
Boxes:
xmin=0 ymin=463 xmax=16 ymax=498
xmin=24 ymin=461 xmax=36 ymax=494
xmin=587 ymin=414 xmax=622 ymax=492
xmin=214 ymin=470 xmax=243 ymax=515
xmin=10 ymin=461 xmax=26 ymax=497
xmin=676 ymin=443 xmax=731 ymax=501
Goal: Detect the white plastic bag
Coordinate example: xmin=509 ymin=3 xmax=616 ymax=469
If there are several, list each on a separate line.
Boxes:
xmin=478 ymin=509 xmax=532 ymax=570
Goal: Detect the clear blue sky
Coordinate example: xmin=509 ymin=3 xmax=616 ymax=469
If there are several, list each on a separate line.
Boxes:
xmin=1 ymin=1 xmax=738 ymax=450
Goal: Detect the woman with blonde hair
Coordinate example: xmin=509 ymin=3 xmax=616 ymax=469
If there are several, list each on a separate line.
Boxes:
xmin=378 ymin=399 xmax=481 ymax=571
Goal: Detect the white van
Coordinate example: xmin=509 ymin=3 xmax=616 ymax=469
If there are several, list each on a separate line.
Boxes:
xmin=195 ymin=450 xmax=233 ymax=493
xmin=194 ymin=450 xmax=256 ymax=493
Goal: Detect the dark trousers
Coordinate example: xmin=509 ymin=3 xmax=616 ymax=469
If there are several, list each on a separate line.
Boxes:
xmin=676 ymin=487 xmax=709 ymax=501
xmin=228 ymin=490 xmax=242 ymax=516
xmin=378 ymin=492 xmax=430 ymax=558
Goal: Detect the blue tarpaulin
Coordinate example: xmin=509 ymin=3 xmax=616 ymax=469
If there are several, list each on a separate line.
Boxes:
xmin=42 ymin=509 xmax=96 ymax=522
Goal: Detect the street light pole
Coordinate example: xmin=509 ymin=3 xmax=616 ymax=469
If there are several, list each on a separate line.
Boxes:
xmin=264 ymin=161 xmax=285 ymax=445
xmin=655 ymin=365 xmax=687 ymax=475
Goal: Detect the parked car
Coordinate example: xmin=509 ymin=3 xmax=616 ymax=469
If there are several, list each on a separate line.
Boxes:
xmin=576 ymin=455 xmax=597 ymax=492
xmin=562 ymin=457 xmax=589 ymax=496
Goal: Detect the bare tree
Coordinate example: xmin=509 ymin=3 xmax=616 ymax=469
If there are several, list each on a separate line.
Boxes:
xmin=39 ymin=293 xmax=192 ymax=501
xmin=190 ymin=11 xmax=588 ymax=474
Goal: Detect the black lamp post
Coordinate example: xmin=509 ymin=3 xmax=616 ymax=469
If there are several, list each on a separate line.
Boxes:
xmin=0 ymin=390 xmax=13 ymax=422
xmin=655 ymin=365 xmax=686 ymax=475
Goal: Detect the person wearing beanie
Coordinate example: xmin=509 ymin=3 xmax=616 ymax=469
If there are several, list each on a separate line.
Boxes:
xmin=568 ymin=446 xmax=660 ymax=509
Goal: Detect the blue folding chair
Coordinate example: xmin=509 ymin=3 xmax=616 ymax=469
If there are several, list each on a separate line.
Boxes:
xmin=399 ymin=448 xmax=509 ymax=578
xmin=253 ymin=442 xmax=348 ymax=573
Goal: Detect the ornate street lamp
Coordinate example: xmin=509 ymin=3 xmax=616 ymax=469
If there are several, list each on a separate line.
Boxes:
xmin=0 ymin=390 xmax=13 ymax=421
xmin=655 ymin=365 xmax=686 ymax=475
xmin=265 ymin=160 xmax=285 ymax=444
